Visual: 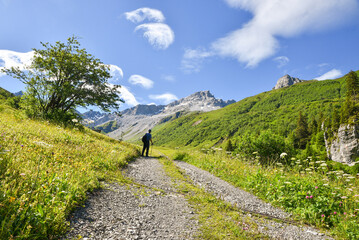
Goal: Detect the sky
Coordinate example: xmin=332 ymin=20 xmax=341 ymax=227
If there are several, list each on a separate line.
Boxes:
xmin=0 ymin=0 xmax=359 ymax=111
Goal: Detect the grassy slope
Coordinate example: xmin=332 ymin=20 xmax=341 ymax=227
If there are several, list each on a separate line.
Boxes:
xmin=153 ymin=75 xmax=348 ymax=148
xmin=0 ymin=87 xmax=14 ymax=99
xmin=0 ymin=104 xmax=139 ymax=239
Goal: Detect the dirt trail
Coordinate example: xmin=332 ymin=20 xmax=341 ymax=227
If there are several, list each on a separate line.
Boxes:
xmin=64 ymin=157 xmax=333 ymax=240
xmin=63 ymin=157 xmax=198 ymax=240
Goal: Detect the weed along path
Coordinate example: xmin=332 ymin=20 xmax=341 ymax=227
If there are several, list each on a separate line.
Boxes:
xmin=64 ymin=156 xmax=333 ymax=240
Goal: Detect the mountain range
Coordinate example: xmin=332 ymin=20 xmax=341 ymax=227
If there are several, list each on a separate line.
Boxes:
xmin=82 ymin=90 xmax=235 ymax=141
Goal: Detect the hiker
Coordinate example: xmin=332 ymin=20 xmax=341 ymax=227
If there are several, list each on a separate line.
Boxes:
xmin=142 ymin=129 xmax=153 ymax=157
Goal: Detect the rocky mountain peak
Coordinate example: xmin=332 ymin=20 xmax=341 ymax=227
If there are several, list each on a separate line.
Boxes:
xmin=165 ymin=90 xmax=235 ymax=113
xmin=121 ymin=104 xmax=165 ymax=116
xmin=274 ymin=75 xmax=304 ymax=90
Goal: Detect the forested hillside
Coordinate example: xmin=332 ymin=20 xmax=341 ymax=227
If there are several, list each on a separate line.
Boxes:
xmin=153 ymin=72 xmax=356 ymax=160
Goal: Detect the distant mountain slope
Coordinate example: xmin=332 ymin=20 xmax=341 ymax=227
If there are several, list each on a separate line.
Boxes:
xmin=82 ymin=90 xmax=235 ymax=141
xmin=0 ymin=87 xmax=14 ymax=99
xmin=153 ymin=73 xmax=350 ymax=148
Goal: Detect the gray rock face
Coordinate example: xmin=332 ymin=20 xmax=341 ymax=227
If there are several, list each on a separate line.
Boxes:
xmin=273 ymin=74 xmax=304 ymax=90
xmin=121 ymin=104 xmax=165 ymax=116
xmin=326 ymin=124 xmax=359 ymax=165
xmin=82 ymin=91 xmax=235 ymax=141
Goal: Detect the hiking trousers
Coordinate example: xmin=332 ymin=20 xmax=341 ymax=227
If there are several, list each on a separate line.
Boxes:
xmin=142 ymin=141 xmax=150 ymax=157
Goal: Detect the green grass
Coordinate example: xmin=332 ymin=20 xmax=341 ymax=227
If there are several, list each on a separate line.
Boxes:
xmin=157 ymin=147 xmax=359 ymax=239
xmin=0 ymin=104 xmax=139 ymax=239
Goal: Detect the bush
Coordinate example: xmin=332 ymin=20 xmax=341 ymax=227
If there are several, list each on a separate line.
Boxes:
xmin=173 ymin=151 xmax=191 ymax=161
xmin=236 ymin=130 xmax=294 ymax=165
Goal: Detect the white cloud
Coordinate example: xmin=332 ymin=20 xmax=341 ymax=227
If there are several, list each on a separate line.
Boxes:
xmin=124 ymin=8 xmax=165 ymax=23
xmin=128 ymin=74 xmax=154 ymax=89
xmin=0 ymin=50 xmax=34 ymax=76
xmin=108 ymin=64 xmax=124 ymax=84
xmin=196 ymin=0 xmax=358 ymax=68
xmin=149 ymin=93 xmax=178 ymax=104
xmin=119 ymin=85 xmax=139 ymax=106
xmin=135 ymin=23 xmax=175 ymax=50
xmin=273 ymin=56 xmax=290 ymax=68
xmin=315 ymin=69 xmax=343 ymax=80
xmin=181 ymin=48 xmax=214 ymax=73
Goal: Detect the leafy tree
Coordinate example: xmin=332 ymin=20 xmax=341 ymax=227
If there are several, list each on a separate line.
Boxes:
xmin=294 ymin=111 xmax=310 ymax=149
xmin=2 ymin=36 xmax=123 ymax=123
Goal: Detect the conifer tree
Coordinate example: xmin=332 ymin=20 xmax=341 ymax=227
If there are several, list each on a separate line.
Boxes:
xmin=340 ymin=71 xmax=359 ymax=124
xmin=346 ymin=71 xmax=359 ymax=101
xmin=331 ymin=108 xmax=340 ymax=131
xmin=294 ymin=111 xmax=311 ymax=149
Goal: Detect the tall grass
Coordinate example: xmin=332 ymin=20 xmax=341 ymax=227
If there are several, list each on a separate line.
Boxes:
xmin=0 ymin=105 xmax=139 ymax=239
xmin=160 ymin=147 xmax=359 ymax=239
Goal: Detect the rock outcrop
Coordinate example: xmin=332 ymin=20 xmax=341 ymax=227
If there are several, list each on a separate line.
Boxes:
xmin=325 ymin=124 xmax=359 ymax=165
xmin=273 ymin=75 xmax=305 ymax=90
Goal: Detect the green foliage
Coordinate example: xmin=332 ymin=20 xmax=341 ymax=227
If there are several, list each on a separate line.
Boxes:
xmin=0 ymin=104 xmax=139 ymax=239
xmin=0 ymin=87 xmax=14 ymax=99
xmin=293 ymin=111 xmax=310 ymax=149
xmin=340 ymin=71 xmax=359 ymax=126
xmin=236 ymin=130 xmax=293 ymax=165
xmin=223 ymin=139 xmax=235 ymax=152
xmin=1 ymin=36 xmax=123 ymax=124
xmin=6 ymin=95 xmax=22 ymax=109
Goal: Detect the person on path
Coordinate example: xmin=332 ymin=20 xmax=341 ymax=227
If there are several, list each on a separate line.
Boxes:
xmin=142 ymin=129 xmax=153 ymax=157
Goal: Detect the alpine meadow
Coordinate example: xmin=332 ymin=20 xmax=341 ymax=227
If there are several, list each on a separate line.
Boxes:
xmin=1 ymin=0 xmax=359 ymax=239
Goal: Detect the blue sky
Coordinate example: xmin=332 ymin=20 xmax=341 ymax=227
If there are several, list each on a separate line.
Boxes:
xmin=1 ymin=0 xmax=359 ymax=111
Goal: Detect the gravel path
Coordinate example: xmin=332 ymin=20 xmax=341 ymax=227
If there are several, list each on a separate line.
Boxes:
xmin=63 ymin=157 xmax=198 ymax=240
xmin=175 ymin=160 xmax=334 ymax=240
xmin=63 ymin=156 xmax=334 ymax=240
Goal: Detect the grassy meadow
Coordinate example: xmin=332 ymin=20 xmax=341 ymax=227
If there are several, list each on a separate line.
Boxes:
xmin=156 ymin=146 xmax=359 ymax=239
xmin=0 ymin=104 xmax=139 ymax=239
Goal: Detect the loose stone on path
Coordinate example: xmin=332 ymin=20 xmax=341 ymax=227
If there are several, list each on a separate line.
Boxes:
xmin=63 ymin=157 xmax=198 ymax=240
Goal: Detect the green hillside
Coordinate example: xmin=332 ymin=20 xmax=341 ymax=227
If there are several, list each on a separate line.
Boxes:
xmin=94 ymin=120 xmax=120 ymax=133
xmin=0 ymin=87 xmax=14 ymax=99
xmin=0 ymin=104 xmax=139 ymax=239
xmin=153 ymin=75 xmax=348 ymax=150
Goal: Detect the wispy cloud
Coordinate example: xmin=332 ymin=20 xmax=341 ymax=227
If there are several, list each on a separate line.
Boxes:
xmin=149 ymin=93 xmax=178 ymax=104
xmin=183 ymin=0 xmax=358 ymax=71
xmin=135 ymin=23 xmax=174 ymax=50
xmin=181 ymin=48 xmax=214 ymax=73
xmin=216 ymin=0 xmax=358 ymax=67
xmin=128 ymin=74 xmax=154 ymax=89
xmin=124 ymin=7 xmax=165 ymax=23
xmin=125 ymin=8 xmax=174 ymax=50
xmin=273 ymin=56 xmax=290 ymax=68
xmin=315 ymin=69 xmax=343 ymax=80
xmin=108 ymin=64 xmax=124 ymax=84
xmin=0 ymin=50 xmax=34 ymax=76
xmin=119 ymin=85 xmax=139 ymax=106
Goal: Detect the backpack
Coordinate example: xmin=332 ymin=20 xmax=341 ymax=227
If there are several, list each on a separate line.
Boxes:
xmin=142 ymin=134 xmax=147 ymax=143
